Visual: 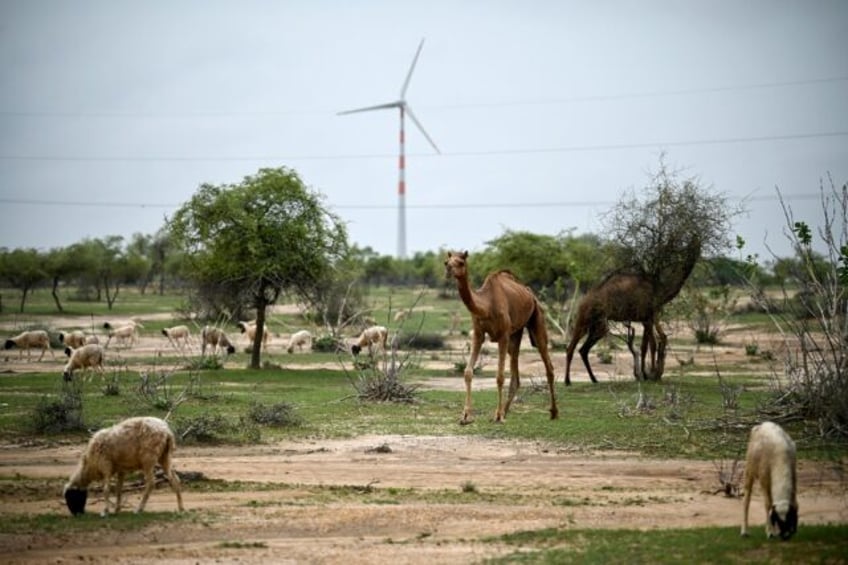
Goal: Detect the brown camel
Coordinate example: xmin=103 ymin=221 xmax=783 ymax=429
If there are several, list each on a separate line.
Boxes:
xmin=564 ymin=272 xmax=662 ymax=385
xmin=444 ymin=250 xmax=558 ymax=424
xmin=564 ymin=236 xmax=701 ymax=384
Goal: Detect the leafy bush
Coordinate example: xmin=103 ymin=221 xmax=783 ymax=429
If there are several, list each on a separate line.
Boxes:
xmin=313 ymin=334 xmax=345 ymax=353
xmin=173 ymin=413 xmax=232 ymax=444
xmin=29 ymin=381 xmax=85 ymax=434
xmin=401 ymin=332 xmax=444 ymax=350
xmin=246 ymin=401 xmax=302 ymax=427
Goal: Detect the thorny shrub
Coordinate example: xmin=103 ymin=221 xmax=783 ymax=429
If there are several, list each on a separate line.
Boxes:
xmin=746 ymin=176 xmax=848 ymax=439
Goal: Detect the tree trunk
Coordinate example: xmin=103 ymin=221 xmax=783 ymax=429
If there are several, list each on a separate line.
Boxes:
xmin=51 ymin=276 xmax=64 ymax=313
xmin=104 ymin=278 xmax=120 ymax=311
xmin=250 ymin=296 xmax=268 ymax=370
xmin=18 ymin=287 xmax=29 ymax=313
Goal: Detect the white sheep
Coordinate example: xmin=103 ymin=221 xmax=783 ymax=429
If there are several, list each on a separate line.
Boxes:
xmin=63 ymin=344 xmax=105 ymax=382
xmin=286 ymin=330 xmax=312 ymax=354
xmin=4 ymin=329 xmax=55 ymax=361
xmin=103 ymin=320 xmax=144 ymax=330
xmin=161 ymin=325 xmax=192 ymax=350
xmin=351 ymin=325 xmax=388 ymax=356
xmin=105 ymin=324 xmax=139 ymax=349
xmin=59 ymin=330 xmax=99 ymax=349
xmin=237 ymin=320 xmax=269 ymax=350
xmin=63 ymin=416 xmax=184 ymax=516
xmin=201 ymin=325 xmax=236 ymax=356
xmin=741 ymin=421 xmax=799 ymax=540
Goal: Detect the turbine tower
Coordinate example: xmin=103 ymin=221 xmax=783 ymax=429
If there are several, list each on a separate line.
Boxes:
xmin=338 ymin=38 xmax=440 ymax=259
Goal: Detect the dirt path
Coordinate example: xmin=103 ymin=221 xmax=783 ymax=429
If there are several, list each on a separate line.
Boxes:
xmin=1 ymin=435 xmax=845 ymax=564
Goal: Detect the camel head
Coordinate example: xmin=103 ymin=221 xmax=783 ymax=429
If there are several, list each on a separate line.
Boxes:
xmin=444 ymin=250 xmax=469 ymax=280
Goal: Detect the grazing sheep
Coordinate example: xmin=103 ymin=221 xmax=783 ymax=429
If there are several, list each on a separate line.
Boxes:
xmin=63 ymin=344 xmax=105 ymax=382
xmin=4 ymin=330 xmax=55 ymax=361
xmin=161 ymin=325 xmax=192 ymax=350
xmin=236 ymin=320 xmax=269 ymax=350
xmin=63 ymin=416 xmax=184 ymax=516
xmin=59 ymin=330 xmax=99 ymax=349
xmin=351 ymin=325 xmax=389 ymax=356
xmin=105 ymin=324 xmax=139 ymax=349
xmin=201 ymin=326 xmax=236 ymax=356
xmin=103 ymin=320 xmax=144 ymax=330
xmin=286 ymin=330 xmax=312 ymax=354
xmin=741 ymin=421 xmax=799 ymax=540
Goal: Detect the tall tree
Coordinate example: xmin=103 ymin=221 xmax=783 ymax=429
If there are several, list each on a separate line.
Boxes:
xmin=168 ymin=166 xmax=349 ymax=369
xmin=597 ymin=157 xmax=739 ymax=379
xmin=0 ymin=248 xmax=47 ymax=312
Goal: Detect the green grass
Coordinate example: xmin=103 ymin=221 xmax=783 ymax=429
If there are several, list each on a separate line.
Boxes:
xmin=0 ymin=362 xmax=843 ymax=461
xmin=0 ymin=510 xmax=186 ymax=534
xmin=485 ymin=524 xmax=848 ymax=564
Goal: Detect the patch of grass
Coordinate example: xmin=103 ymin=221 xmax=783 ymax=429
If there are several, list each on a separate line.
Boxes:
xmin=0 ymin=510 xmax=186 ymax=534
xmin=486 ymin=524 xmax=848 ymax=564
xmin=218 ymin=540 xmax=268 ymax=549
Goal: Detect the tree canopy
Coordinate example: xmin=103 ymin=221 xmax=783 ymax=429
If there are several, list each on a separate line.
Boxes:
xmin=167 ymin=166 xmax=349 ymax=368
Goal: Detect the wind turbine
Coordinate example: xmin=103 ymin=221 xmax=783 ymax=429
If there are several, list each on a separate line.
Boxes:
xmin=338 ymin=38 xmax=440 ymax=259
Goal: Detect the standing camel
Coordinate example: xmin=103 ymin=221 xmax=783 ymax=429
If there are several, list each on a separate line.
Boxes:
xmin=564 ymin=236 xmax=701 ymax=384
xmin=565 ymin=272 xmax=662 ymax=385
xmin=444 ymin=250 xmax=558 ymax=424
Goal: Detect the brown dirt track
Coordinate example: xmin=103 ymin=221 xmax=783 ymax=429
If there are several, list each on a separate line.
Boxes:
xmin=0 ymin=318 xmax=846 ymax=563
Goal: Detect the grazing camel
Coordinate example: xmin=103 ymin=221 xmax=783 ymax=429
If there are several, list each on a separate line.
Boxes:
xmin=564 ymin=236 xmax=700 ymax=384
xmin=444 ymin=250 xmax=558 ymax=424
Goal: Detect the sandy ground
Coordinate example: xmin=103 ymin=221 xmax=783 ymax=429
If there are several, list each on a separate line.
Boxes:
xmin=0 ymin=315 xmax=846 ymax=563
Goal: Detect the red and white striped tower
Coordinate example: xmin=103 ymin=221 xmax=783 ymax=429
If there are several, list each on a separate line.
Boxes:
xmin=337 ymin=39 xmax=439 ymax=259
xmin=398 ymin=105 xmax=407 ymax=258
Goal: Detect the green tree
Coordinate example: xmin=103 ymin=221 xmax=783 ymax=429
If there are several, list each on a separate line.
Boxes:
xmin=168 ymin=166 xmax=349 ymax=369
xmin=599 ymin=157 xmax=739 ymax=379
xmin=0 ymin=247 xmax=47 ymax=312
xmin=44 ymin=246 xmax=85 ymax=312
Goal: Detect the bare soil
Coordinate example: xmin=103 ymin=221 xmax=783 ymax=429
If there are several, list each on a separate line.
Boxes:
xmin=0 ymin=315 xmax=846 ymax=563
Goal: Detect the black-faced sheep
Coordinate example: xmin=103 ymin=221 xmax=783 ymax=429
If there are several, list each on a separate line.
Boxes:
xmin=104 ymin=324 xmax=139 ymax=349
xmin=63 ymin=344 xmax=105 ymax=382
xmin=4 ymin=330 xmax=55 ymax=361
xmin=59 ymin=330 xmax=99 ymax=349
xmin=286 ymin=330 xmax=312 ymax=354
xmin=351 ymin=325 xmax=388 ymax=356
xmin=237 ymin=320 xmax=269 ymax=350
xmin=201 ymin=326 xmax=236 ymax=356
xmin=161 ymin=325 xmax=192 ymax=350
xmin=741 ymin=421 xmax=799 ymax=540
xmin=63 ymin=416 xmax=184 ymax=516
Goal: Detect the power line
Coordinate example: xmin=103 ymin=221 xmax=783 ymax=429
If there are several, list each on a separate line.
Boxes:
xmin=2 ymin=75 xmax=846 ymax=118
xmin=1 ymin=130 xmax=846 ymax=163
xmin=0 ymin=192 xmax=820 ymax=211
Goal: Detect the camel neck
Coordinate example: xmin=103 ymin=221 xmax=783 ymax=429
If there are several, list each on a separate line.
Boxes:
xmin=455 ymin=274 xmax=485 ymax=316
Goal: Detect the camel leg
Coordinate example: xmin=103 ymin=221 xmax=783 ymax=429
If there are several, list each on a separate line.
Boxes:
xmin=564 ymin=334 xmax=580 ymax=386
xmin=528 ymin=314 xmax=558 ymax=419
xmin=578 ymin=321 xmax=606 ymax=384
xmin=503 ymin=331 xmax=523 ymax=419
xmin=461 ymin=333 xmax=485 ymax=425
xmin=639 ymin=322 xmax=651 ymax=379
xmin=493 ymin=338 xmax=509 ymax=422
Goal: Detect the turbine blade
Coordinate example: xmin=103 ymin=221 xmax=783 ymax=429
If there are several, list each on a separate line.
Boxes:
xmin=338 ymin=101 xmax=402 ymax=115
xmin=405 ymin=104 xmax=440 ymax=154
xmin=400 ymin=38 xmax=426 ymax=99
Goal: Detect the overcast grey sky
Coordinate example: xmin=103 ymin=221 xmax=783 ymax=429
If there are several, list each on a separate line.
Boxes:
xmin=1 ymin=0 xmax=846 ymax=262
